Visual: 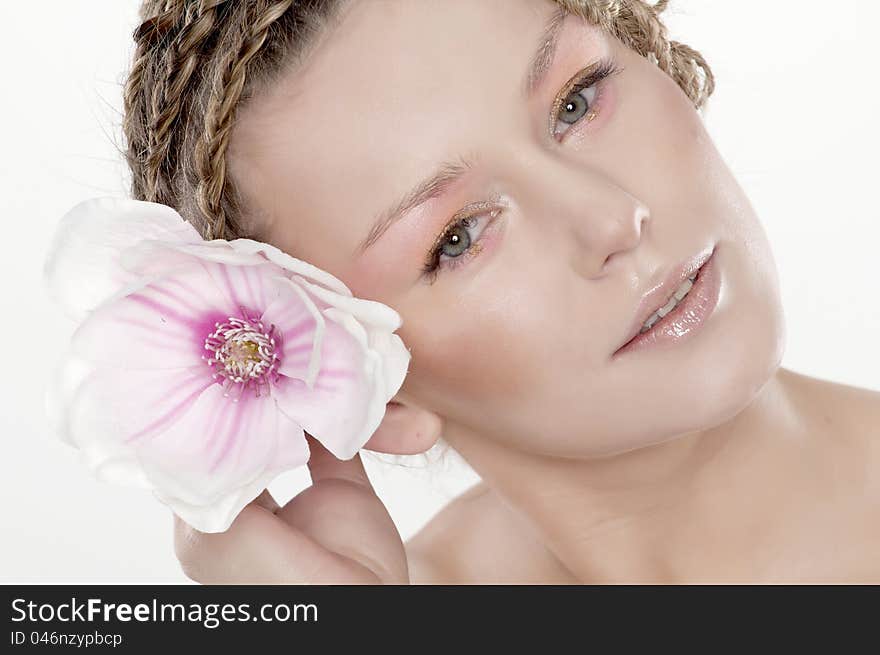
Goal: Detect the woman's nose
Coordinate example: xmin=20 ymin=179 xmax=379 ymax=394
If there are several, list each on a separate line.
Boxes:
xmin=516 ymin=156 xmax=650 ymax=279
xmin=579 ymin=182 xmax=650 ymax=279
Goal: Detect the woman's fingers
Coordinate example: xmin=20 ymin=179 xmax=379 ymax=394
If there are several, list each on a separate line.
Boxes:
xmin=172 ymin=495 xmax=379 ymax=584
xmin=276 ymin=436 xmax=409 ymax=584
xmin=304 ymin=432 xmax=373 ymax=491
xmin=251 ymin=488 xmax=280 ymax=513
xmin=171 ymin=435 xmax=407 ymax=584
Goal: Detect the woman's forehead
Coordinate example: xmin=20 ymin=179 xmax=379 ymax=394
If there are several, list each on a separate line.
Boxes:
xmin=235 ymin=0 xmax=565 ymax=152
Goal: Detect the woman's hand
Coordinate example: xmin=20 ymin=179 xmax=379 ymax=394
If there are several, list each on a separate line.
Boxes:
xmin=172 ymin=434 xmax=409 ymax=584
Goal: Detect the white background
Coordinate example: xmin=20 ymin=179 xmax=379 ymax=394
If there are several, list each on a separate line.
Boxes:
xmin=1 ymin=1 xmax=877 ymax=583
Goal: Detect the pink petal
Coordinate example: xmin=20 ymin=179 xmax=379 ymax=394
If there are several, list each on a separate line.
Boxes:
xmin=260 ymin=277 xmax=326 ymax=387
xmin=154 ymin=409 xmax=309 ymax=533
xmin=136 ymin=384 xmax=308 ymax=508
xmin=197 ymin=260 xmax=283 ymax=320
xmin=71 ymin=261 xmax=244 ymax=370
xmin=272 ymin=313 xmax=386 ymax=460
xmin=67 ymin=364 xmax=215 ymax=476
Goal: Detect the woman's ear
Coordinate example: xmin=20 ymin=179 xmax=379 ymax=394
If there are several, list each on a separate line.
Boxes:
xmin=363 ymin=396 xmax=443 ymax=455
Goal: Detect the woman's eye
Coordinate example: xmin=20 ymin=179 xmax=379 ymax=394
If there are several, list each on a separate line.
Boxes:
xmin=552 ymin=59 xmax=622 ymax=140
xmin=438 ymin=217 xmax=476 ymax=258
xmin=421 ymin=208 xmax=500 ymax=282
xmin=556 ymin=85 xmax=598 ymax=128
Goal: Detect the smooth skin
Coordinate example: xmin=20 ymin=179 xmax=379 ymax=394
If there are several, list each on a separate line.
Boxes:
xmin=173 ymin=0 xmax=880 ymax=583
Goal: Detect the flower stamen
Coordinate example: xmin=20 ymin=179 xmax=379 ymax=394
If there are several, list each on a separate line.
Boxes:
xmin=203 ymin=307 xmax=281 ymax=402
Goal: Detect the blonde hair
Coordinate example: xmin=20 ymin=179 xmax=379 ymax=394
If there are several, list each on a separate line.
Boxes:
xmin=122 ymin=0 xmax=714 ymax=241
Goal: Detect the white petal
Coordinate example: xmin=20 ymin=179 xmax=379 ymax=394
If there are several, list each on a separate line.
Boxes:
xmin=120 ymin=240 xmax=268 ymax=277
xmin=291 ymin=274 xmax=403 ymax=330
xmin=44 ymin=198 xmax=201 ymax=320
xmin=92 ymin=456 xmax=154 ymax=489
xmin=154 ymin=474 xmax=274 ymax=534
xmin=46 ymin=351 xmax=93 ymax=447
xmin=228 ymin=239 xmax=353 ymax=297
xmin=367 ymin=330 xmax=411 ymax=400
xmin=122 ymin=238 xmax=352 ymax=305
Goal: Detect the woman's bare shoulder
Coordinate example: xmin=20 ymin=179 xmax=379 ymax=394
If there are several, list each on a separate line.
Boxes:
xmin=783 ymin=368 xmax=880 ymax=445
xmin=404 ymin=481 xmax=577 ymax=584
xmin=784 ymin=368 xmax=880 ymax=505
xmin=404 ymin=482 xmax=490 ymax=584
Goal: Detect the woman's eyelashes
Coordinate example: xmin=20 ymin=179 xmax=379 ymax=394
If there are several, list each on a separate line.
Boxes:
xmin=551 ymin=57 xmax=622 ymax=141
xmin=420 ymin=58 xmax=622 ymax=283
xmin=421 ymin=202 xmax=502 ymax=283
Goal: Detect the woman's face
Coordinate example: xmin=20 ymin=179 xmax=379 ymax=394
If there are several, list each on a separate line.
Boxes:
xmin=228 ymin=0 xmax=785 ymax=458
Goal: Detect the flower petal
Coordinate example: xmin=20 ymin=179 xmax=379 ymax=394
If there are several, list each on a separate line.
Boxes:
xmin=155 ymin=406 xmax=309 ymax=533
xmin=120 ymin=240 xmax=267 ymax=278
xmin=228 ymin=239 xmax=353 ymax=296
xmin=272 ymin=309 xmax=387 ymax=460
xmin=136 ymin=385 xmax=308 ymax=511
xmin=71 ymin=262 xmax=234 ymax=370
xmin=260 ymin=276 xmax=326 ymax=388
xmin=123 ymin=238 xmax=353 ymax=299
xmin=292 ymin=273 xmax=403 ymax=330
xmin=48 ymin=354 xmax=157 ymax=488
xmin=367 ymin=330 xmax=411 ymax=400
xmin=45 ymin=351 xmax=92 ymax=447
xmin=197 ymin=260 xmax=287 ymax=321
xmin=66 ymin=364 xmax=215 ymax=480
xmin=44 ymin=198 xmax=201 ymax=320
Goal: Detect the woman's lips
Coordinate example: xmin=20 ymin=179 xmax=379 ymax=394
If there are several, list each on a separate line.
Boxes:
xmin=612 ymin=244 xmax=720 ymax=358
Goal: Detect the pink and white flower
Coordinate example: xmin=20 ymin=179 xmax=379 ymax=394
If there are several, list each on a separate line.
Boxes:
xmin=44 ymin=198 xmax=410 ymax=533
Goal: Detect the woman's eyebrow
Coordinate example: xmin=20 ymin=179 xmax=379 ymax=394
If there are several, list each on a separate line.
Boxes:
xmin=355 ymin=5 xmax=569 ymax=255
xmin=525 ymin=4 xmax=569 ymax=97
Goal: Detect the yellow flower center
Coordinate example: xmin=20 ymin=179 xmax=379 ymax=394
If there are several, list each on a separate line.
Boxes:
xmin=225 ymin=339 xmax=261 ymax=368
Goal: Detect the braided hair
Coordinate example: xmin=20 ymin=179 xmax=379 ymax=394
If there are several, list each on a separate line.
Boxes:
xmin=122 ymin=0 xmax=715 ymax=242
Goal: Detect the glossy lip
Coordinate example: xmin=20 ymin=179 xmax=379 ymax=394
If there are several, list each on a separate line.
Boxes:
xmin=613 ymin=244 xmax=717 ymax=355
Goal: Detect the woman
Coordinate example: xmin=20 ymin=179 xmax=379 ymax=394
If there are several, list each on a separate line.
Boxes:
xmin=124 ymin=0 xmax=880 ymax=583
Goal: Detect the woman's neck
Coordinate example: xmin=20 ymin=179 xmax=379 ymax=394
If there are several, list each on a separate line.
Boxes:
xmin=442 ymin=367 xmax=852 ymax=582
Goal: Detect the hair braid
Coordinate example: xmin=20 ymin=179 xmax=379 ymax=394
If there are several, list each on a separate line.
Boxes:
xmin=124 ymin=1 xmax=227 ymax=205
xmin=557 ymin=0 xmax=714 ymax=109
xmin=144 ymin=1 xmax=230 ymax=204
xmin=194 ymin=0 xmax=295 ymax=240
xmin=122 ymin=3 xmax=176 ymax=202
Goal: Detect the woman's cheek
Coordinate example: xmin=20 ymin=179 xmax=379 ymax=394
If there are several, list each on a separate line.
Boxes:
xmin=398 ymin=297 xmax=538 ymax=409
